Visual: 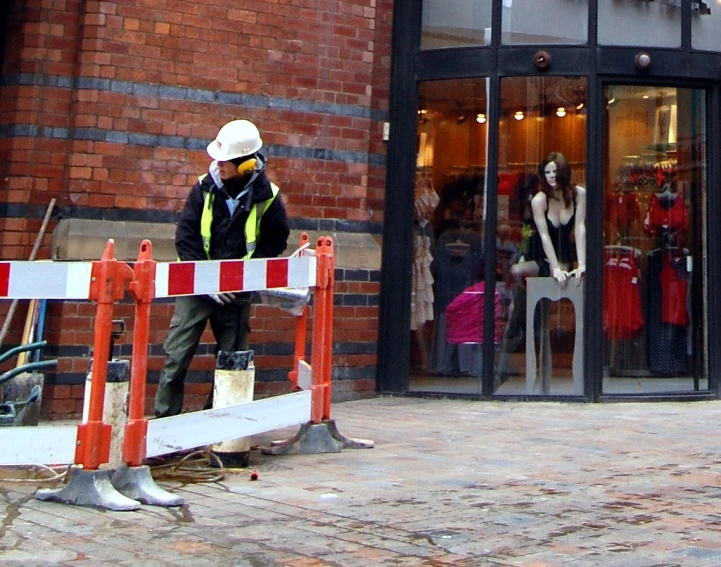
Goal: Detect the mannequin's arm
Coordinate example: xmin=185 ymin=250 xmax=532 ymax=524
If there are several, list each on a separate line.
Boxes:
xmin=572 ymin=186 xmax=587 ymax=283
xmin=531 ymin=192 xmax=567 ymax=282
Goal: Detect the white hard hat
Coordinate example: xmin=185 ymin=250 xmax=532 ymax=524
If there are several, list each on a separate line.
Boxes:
xmin=206 ymin=119 xmax=263 ymax=161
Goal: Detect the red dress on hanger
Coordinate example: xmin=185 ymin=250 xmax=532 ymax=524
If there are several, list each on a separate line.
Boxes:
xmin=603 ymin=249 xmax=643 ymax=340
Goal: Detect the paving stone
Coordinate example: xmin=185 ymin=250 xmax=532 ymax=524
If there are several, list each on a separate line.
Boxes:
xmin=6 ymin=399 xmax=721 ymax=564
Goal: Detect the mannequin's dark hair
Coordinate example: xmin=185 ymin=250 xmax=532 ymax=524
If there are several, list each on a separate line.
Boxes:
xmin=537 ymin=151 xmax=574 ymax=208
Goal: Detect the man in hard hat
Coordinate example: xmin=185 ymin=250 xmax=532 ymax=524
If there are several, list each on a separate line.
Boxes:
xmin=154 ymin=119 xmax=290 ymax=418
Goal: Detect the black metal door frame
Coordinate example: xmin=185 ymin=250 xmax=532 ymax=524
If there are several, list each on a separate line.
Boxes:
xmin=378 ymin=0 xmax=721 ymax=401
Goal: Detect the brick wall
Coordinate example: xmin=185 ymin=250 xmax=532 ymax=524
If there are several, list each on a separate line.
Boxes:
xmin=0 ymin=0 xmax=392 ymax=418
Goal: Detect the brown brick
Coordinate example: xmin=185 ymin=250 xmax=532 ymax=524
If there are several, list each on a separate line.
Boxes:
xmin=1 ymin=0 xmax=389 ymax=418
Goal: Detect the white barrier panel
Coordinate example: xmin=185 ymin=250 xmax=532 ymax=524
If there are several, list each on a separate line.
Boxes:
xmin=154 ymin=256 xmax=316 ymax=298
xmin=146 ymin=390 xmax=311 ymax=457
xmin=0 ymin=261 xmax=93 ymax=300
xmin=0 ymin=425 xmax=77 ymax=465
xmin=0 ymin=391 xmax=311 ymax=466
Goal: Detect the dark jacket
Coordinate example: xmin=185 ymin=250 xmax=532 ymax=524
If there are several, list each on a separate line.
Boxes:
xmin=175 ymin=166 xmax=290 ymax=262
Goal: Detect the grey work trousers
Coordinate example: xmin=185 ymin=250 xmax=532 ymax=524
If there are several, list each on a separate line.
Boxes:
xmin=153 ymin=295 xmax=251 ymax=418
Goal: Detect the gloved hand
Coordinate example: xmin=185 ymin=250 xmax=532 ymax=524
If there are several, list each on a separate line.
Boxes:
xmin=209 ymin=292 xmax=236 ymax=305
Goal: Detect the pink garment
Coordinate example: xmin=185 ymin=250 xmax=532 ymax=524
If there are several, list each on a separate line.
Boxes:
xmin=445 ymin=281 xmax=504 ymax=345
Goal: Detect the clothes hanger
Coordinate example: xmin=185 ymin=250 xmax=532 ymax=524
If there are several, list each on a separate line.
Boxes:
xmin=445 ymin=241 xmax=470 ymax=257
xmin=604 ymin=244 xmax=640 ymax=259
xmin=656 ymin=179 xmax=678 ymax=200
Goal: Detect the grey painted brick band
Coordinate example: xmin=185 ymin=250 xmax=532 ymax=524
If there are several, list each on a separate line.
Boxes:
xmin=0 ymin=123 xmax=386 ymax=166
xmin=1 ymin=73 xmax=388 ymax=123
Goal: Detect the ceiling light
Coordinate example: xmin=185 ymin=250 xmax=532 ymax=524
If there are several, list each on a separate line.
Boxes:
xmin=514 ymin=111 xmax=524 ymax=121
xmin=576 ymin=102 xmax=585 ymax=110
xmin=607 ymin=87 xmax=617 ymax=108
xmin=556 ymin=107 xmax=566 ymax=117
xmin=476 ymin=113 xmax=486 ymax=123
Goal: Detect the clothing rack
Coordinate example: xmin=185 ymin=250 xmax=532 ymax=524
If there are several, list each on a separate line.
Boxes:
xmin=604 ymin=244 xmax=641 ymax=259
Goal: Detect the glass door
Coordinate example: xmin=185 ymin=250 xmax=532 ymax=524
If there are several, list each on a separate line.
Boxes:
xmin=602 ymin=85 xmax=708 ymax=394
xmin=409 ymin=78 xmax=488 ymax=396
xmin=493 ymin=76 xmax=587 ymax=396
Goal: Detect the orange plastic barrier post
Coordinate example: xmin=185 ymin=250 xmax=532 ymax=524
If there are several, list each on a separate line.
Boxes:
xmin=75 ymin=240 xmax=133 ymax=470
xmin=122 ymin=240 xmax=155 ymax=466
xmin=288 ymin=232 xmax=310 ymax=390
xmin=309 ymin=236 xmax=334 ymax=423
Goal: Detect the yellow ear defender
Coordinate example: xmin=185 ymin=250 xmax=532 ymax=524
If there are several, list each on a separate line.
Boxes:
xmin=237 ymin=158 xmax=257 ymax=175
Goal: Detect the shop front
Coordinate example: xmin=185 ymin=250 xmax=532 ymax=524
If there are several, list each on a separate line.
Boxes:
xmin=377 ymin=1 xmax=721 ymax=401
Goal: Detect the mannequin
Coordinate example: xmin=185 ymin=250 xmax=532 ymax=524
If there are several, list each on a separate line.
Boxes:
xmin=497 ymin=152 xmax=586 ymax=379
xmin=515 ymin=151 xmax=586 ymax=283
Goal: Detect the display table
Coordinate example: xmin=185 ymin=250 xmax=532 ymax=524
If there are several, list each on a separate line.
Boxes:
xmin=525 ymin=277 xmax=584 ymax=395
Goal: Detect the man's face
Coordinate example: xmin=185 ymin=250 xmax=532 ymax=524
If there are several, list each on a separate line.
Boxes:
xmin=217 ymin=160 xmax=241 ymax=181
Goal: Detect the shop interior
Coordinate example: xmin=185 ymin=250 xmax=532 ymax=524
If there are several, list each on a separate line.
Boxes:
xmin=601 ymin=85 xmax=707 ymax=394
xmin=409 ymin=78 xmax=707 ymax=396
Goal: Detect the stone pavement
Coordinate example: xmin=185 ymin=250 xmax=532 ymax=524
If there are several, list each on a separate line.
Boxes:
xmin=4 ymin=396 xmax=721 ymax=566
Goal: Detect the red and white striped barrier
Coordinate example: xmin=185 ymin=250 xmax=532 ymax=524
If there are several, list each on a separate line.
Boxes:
xmin=0 ymin=261 xmax=93 ymax=299
xmin=0 ymin=249 xmax=319 ymax=467
xmin=0 ymin=257 xmax=316 ymax=300
xmin=0 ymin=237 xmax=369 ymax=483
xmin=154 ymin=256 xmax=316 ymax=298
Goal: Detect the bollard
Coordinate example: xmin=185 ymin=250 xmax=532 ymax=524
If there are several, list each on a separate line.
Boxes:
xmin=82 ymin=360 xmax=130 ymax=470
xmin=212 ymin=350 xmax=255 ymax=467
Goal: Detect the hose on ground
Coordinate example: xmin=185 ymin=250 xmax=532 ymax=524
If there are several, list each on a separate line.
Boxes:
xmin=147 ymin=449 xmax=226 ymax=483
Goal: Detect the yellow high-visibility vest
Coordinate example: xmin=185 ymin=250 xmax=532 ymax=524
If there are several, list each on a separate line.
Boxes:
xmin=199 ymin=181 xmax=280 ymax=260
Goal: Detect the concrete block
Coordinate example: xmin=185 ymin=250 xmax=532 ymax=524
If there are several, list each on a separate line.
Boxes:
xmin=288 ymin=229 xmax=380 ymax=270
xmin=50 ymin=220 xmax=382 ymax=270
xmin=51 ymin=219 xmax=177 ymax=261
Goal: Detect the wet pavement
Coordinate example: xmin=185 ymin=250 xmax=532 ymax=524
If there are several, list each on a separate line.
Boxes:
xmin=4 ymin=396 xmax=721 ymax=566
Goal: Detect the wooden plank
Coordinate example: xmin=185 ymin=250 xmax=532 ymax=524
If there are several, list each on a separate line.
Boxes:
xmin=146 ymin=391 xmax=311 ymax=457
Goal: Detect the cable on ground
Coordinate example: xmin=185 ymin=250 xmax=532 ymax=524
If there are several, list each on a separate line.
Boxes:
xmin=0 ymin=463 xmax=69 ymax=483
xmin=147 ymin=449 xmax=226 ymax=483
xmin=1 ymin=450 xmax=227 ymax=485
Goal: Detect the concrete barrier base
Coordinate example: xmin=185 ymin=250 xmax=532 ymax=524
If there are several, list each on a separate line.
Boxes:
xmin=261 ymin=420 xmax=374 ymax=455
xmin=111 ymin=464 xmax=184 ymax=507
xmin=35 ymin=466 xmax=140 ymax=511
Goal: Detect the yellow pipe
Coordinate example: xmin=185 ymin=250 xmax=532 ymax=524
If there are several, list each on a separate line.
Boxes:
xmin=16 ymin=299 xmax=38 ymax=368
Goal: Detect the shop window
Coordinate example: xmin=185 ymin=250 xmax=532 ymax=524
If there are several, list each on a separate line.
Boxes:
xmin=598 ymin=1 xmax=681 ymax=47
xmin=692 ymin=1 xmax=721 ymax=52
xmin=421 ymin=0 xmax=492 ymax=49
xmin=602 ymin=85 xmax=707 ymax=394
xmin=410 ymin=78 xmax=489 ymax=395
xmin=501 ymin=0 xmax=588 ymax=45
xmin=494 ymin=76 xmax=587 ymax=396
